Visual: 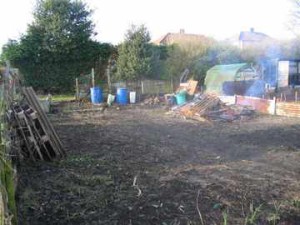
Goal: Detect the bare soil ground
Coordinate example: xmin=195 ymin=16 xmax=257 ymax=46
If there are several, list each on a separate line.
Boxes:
xmin=17 ymin=104 xmax=300 ymax=225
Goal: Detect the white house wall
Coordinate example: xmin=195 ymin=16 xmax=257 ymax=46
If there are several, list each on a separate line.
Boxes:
xmin=277 ymin=61 xmax=289 ymax=87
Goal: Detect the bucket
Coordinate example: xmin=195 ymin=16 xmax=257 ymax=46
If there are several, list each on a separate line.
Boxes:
xmin=176 ymin=90 xmax=187 ymax=105
xmin=116 ymin=88 xmax=128 ymax=105
xmin=39 ymin=100 xmax=50 ymax=113
xmin=90 ymin=86 xmax=103 ymax=104
xmin=129 ymin=91 xmax=136 ymax=104
xmin=107 ymin=94 xmax=115 ymax=106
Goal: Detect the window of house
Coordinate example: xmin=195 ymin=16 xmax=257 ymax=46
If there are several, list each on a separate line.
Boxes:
xmin=289 ymin=61 xmax=300 ymax=86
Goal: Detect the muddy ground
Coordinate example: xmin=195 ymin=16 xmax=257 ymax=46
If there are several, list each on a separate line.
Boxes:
xmin=17 ymin=104 xmax=300 ymax=225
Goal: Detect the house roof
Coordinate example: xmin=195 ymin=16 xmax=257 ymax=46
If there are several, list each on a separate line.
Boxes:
xmin=239 ymin=30 xmax=270 ymax=42
xmin=152 ymin=33 xmax=170 ymax=45
xmin=153 ymin=30 xmax=211 ymax=45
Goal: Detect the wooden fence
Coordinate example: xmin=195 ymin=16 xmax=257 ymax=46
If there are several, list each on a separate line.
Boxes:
xmin=276 ymin=102 xmax=300 ymax=117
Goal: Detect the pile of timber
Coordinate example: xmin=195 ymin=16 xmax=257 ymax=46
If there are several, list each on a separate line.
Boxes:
xmin=9 ymin=87 xmax=65 ymax=161
xmin=171 ymin=94 xmax=255 ymax=122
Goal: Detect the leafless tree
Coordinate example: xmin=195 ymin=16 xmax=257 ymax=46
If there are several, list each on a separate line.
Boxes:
xmin=289 ymin=0 xmax=300 ymax=37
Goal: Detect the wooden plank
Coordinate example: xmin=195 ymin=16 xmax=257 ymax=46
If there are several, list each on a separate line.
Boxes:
xmin=187 ymin=80 xmax=198 ymax=95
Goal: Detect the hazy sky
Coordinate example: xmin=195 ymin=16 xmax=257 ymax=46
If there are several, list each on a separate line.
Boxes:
xmin=0 ymin=0 xmax=296 ymax=49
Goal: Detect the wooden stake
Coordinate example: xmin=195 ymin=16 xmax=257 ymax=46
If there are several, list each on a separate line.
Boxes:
xmin=107 ymin=65 xmax=111 ymax=93
xmin=75 ymin=78 xmax=79 ymax=101
xmin=284 ymin=93 xmax=287 ymax=102
xmin=273 ymin=96 xmax=277 ymax=115
xmin=196 ymin=190 xmax=205 ymax=225
xmin=91 ymin=68 xmax=95 ymax=88
xmin=141 ymin=81 xmax=144 ymax=94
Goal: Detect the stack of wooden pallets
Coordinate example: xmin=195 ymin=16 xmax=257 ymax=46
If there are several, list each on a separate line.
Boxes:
xmin=175 ymin=94 xmax=221 ymax=117
xmin=10 ymin=87 xmax=65 ymax=161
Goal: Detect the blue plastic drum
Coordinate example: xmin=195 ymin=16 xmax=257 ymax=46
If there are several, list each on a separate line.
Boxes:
xmin=116 ymin=88 xmax=128 ymax=105
xmin=90 ymin=86 xmax=103 ymax=104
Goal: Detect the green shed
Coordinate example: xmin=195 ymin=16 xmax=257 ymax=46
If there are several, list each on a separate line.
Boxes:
xmin=204 ymin=63 xmax=261 ymax=96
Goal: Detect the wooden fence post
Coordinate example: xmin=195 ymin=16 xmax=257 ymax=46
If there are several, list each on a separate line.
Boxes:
xmin=141 ymin=81 xmax=144 ymax=94
xmin=75 ymin=78 xmax=79 ymax=100
xmin=91 ymin=68 xmax=95 ymax=88
xmin=284 ymin=93 xmax=286 ymax=102
xmin=272 ymin=96 xmax=277 ymax=115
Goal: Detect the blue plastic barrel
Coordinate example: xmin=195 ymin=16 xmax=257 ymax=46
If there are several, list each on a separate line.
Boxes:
xmin=116 ymin=88 xmax=128 ymax=105
xmin=176 ymin=90 xmax=187 ymax=105
xmin=90 ymin=86 xmax=103 ymax=104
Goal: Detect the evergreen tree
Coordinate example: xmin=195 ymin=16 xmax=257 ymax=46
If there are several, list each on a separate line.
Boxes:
xmin=1 ymin=0 xmax=111 ymax=92
xmin=115 ymin=25 xmax=153 ymax=81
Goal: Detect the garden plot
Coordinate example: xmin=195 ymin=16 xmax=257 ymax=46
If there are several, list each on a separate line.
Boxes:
xmin=17 ymin=104 xmax=300 ymax=225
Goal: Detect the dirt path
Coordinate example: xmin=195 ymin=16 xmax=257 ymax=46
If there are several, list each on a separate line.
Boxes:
xmin=17 ymin=105 xmax=300 ymax=224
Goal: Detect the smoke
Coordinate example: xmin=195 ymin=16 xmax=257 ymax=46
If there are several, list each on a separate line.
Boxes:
xmin=245 ymin=79 xmax=265 ymax=97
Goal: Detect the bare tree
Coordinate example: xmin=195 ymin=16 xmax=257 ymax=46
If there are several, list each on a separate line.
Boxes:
xmin=289 ymin=0 xmax=300 ymax=36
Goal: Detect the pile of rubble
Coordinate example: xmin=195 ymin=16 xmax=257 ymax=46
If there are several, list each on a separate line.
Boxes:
xmin=142 ymin=96 xmax=162 ymax=105
xmin=170 ymin=94 xmax=255 ymax=122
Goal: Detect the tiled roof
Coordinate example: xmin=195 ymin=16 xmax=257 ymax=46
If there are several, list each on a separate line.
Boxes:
xmin=239 ymin=31 xmax=270 ymax=42
xmin=153 ymin=32 xmax=212 ymax=45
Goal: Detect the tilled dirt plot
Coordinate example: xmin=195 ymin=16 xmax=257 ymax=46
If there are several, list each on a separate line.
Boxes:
xmin=17 ymin=105 xmax=300 ymax=225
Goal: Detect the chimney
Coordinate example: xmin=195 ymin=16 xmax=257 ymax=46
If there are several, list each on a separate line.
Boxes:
xmin=250 ymin=27 xmax=254 ymax=32
xmin=179 ymin=29 xmax=185 ymax=34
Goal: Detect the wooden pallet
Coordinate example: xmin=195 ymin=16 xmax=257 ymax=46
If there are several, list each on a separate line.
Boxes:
xmin=17 ymin=87 xmax=66 ymax=160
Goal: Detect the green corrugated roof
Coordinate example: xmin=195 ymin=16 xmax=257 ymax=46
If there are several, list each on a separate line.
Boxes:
xmin=204 ymin=63 xmax=248 ymax=95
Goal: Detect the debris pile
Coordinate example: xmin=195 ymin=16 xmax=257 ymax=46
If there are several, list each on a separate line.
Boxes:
xmin=142 ymin=96 xmax=162 ymax=105
xmin=171 ymin=94 xmax=255 ymax=122
xmin=9 ymin=87 xmax=65 ymax=161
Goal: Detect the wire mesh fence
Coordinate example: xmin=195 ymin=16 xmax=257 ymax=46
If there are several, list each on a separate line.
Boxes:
xmin=75 ymin=69 xmax=174 ymax=103
xmin=112 ymin=80 xmax=174 ymax=95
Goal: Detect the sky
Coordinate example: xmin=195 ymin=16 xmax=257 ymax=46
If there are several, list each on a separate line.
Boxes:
xmin=0 ymin=0 xmax=296 ymax=50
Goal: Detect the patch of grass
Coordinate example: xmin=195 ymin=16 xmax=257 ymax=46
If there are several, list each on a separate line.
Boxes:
xmin=21 ymin=188 xmax=36 ymax=209
xmin=266 ymin=201 xmax=281 ymax=225
xmin=52 ymin=94 xmax=75 ymax=102
xmin=39 ymin=94 xmax=75 ymax=102
xmin=244 ymin=203 xmax=263 ymax=225
xmin=222 ymin=211 xmax=228 ymax=225
xmin=291 ymin=199 xmax=300 ymax=208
